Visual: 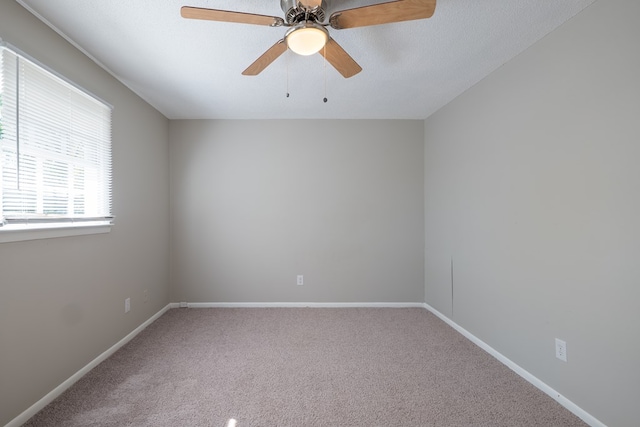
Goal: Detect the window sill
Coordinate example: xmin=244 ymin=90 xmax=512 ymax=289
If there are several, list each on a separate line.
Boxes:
xmin=0 ymin=222 xmax=112 ymax=244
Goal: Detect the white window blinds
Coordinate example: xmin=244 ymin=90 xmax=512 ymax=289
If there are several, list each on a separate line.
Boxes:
xmin=0 ymin=44 xmax=112 ymax=226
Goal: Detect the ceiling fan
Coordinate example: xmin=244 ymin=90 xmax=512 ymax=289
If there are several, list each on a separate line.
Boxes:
xmin=181 ymin=0 xmax=436 ymax=78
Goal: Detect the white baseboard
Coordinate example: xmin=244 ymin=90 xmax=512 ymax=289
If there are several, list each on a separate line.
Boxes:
xmin=421 ymin=303 xmax=605 ymax=427
xmin=181 ymin=302 xmax=425 ymax=308
xmin=6 ymin=303 xmax=173 ymax=427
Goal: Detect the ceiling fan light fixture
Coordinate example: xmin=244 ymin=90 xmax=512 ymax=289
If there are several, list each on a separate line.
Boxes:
xmin=285 ymin=22 xmax=328 ymax=56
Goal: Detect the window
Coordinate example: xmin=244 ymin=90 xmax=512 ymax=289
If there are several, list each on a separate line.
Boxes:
xmin=0 ymin=43 xmax=112 ymax=240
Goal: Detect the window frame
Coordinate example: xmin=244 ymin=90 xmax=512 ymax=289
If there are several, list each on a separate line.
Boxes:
xmin=0 ymin=41 xmax=113 ymax=242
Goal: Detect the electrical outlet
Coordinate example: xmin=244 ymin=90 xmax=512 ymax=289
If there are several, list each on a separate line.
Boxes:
xmin=555 ymin=338 xmax=567 ymax=362
xmin=125 ymin=297 xmax=131 ymax=313
xmin=297 ymin=275 xmax=304 ymax=286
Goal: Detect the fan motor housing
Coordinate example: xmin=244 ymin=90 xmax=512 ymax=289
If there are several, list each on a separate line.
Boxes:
xmin=280 ymin=0 xmax=327 ymax=24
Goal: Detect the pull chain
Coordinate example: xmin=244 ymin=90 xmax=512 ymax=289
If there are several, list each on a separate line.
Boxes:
xmin=286 ymin=51 xmax=290 ymax=98
xmin=323 ymin=44 xmax=328 ymax=103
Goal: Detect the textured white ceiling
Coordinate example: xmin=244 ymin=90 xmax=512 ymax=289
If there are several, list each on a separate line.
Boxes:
xmin=17 ymin=0 xmax=596 ymax=120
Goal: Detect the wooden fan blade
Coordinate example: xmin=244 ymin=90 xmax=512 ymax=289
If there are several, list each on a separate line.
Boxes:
xmin=242 ymin=40 xmax=288 ymax=76
xmin=181 ymin=6 xmax=283 ymax=27
xmin=329 ymin=0 xmax=436 ymax=30
xmin=319 ymin=39 xmax=362 ymax=78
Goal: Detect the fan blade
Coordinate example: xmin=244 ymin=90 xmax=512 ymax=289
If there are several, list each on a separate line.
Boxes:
xmin=242 ymin=40 xmax=288 ymax=76
xmin=181 ymin=6 xmax=284 ymax=27
xmin=329 ymin=0 xmax=436 ymax=30
xmin=319 ymin=39 xmax=362 ymax=78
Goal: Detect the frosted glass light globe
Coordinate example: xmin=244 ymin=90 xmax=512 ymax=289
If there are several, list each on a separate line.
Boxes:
xmin=286 ymin=23 xmax=328 ymax=56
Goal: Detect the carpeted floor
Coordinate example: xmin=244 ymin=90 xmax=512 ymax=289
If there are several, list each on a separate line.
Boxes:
xmin=23 ymin=308 xmax=587 ymax=426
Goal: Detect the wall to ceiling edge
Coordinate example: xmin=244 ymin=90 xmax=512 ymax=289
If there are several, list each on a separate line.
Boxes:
xmin=424 ymin=0 xmax=639 ymax=425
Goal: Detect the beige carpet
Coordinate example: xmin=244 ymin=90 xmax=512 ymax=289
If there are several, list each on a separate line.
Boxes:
xmin=23 ymin=308 xmax=587 ymax=426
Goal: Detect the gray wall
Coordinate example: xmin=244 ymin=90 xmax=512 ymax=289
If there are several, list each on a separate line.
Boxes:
xmin=170 ymin=120 xmax=424 ymax=303
xmin=0 ymin=2 xmax=170 ymax=425
xmin=424 ymin=0 xmax=639 ymax=425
